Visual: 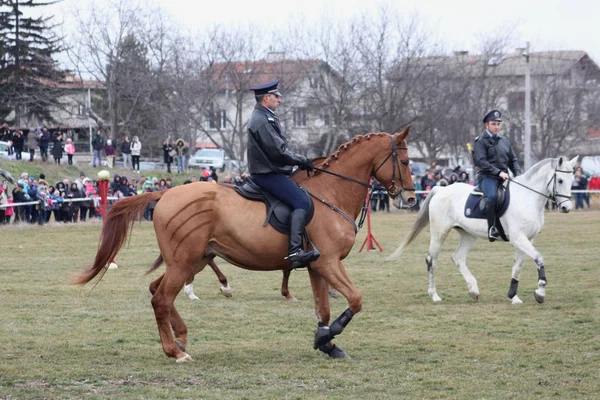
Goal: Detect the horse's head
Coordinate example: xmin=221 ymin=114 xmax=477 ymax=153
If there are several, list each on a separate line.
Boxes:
xmin=550 ymin=155 xmax=579 ymax=213
xmin=372 ymin=125 xmax=416 ymax=208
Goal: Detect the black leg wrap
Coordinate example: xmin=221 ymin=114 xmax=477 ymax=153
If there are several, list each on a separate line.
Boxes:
xmin=318 ymin=342 xmax=347 ymax=359
xmin=314 ymin=325 xmax=332 ymax=349
xmin=507 ymin=278 xmax=519 ymax=299
xmin=538 ymin=266 xmax=547 ymax=284
xmin=330 ymin=308 xmax=354 ymax=336
xmin=313 ymin=308 xmax=354 ymax=349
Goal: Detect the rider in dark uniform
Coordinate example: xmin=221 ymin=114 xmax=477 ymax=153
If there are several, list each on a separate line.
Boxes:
xmin=473 ymin=110 xmax=522 ymax=242
xmin=247 ymin=79 xmax=319 ymax=268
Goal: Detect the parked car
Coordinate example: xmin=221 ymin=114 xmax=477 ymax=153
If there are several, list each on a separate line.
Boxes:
xmin=188 ymin=148 xmax=227 ymax=171
xmin=0 ymin=141 xmax=10 ymax=159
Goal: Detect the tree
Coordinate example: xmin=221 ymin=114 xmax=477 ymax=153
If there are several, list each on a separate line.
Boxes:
xmin=0 ymin=0 xmax=65 ymax=126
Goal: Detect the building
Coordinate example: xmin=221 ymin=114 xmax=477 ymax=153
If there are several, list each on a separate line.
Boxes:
xmin=196 ymin=54 xmax=347 ymax=161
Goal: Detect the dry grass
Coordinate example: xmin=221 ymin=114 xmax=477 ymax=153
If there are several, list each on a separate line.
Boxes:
xmin=0 ymin=210 xmax=598 ymax=399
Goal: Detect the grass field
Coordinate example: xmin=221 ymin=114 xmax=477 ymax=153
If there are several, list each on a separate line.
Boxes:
xmin=0 ymin=210 xmax=598 ymax=399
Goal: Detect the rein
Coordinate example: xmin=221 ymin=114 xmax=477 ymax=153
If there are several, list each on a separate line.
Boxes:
xmin=509 ymin=166 xmax=574 ymax=207
xmin=305 ymin=135 xmax=413 ymax=231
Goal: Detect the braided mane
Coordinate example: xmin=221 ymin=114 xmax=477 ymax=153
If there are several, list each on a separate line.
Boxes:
xmin=314 ymin=132 xmax=388 ymax=172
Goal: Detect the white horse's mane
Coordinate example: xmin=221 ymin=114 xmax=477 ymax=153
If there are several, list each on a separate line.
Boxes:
xmin=517 ymin=158 xmax=554 ymax=181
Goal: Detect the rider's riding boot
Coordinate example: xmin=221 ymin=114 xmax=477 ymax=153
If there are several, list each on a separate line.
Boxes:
xmin=486 ymin=202 xmax=499 ymax=242
xmin=287 ymin=209 xmax=320 ymax=269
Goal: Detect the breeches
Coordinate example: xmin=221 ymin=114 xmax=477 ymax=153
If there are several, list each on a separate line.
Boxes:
xmin=480 ymin=177 xmax=501 ymax=206
xmin=251 ymin=173 xmax=311 ymax=212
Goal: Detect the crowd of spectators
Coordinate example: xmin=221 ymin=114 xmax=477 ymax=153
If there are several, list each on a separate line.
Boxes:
xmin=0 ymin=167 xmax=251 ymax=225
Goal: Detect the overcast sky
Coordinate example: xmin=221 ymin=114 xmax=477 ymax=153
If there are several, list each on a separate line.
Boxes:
xmin=47 ymin=0 xmax=600 ymax=63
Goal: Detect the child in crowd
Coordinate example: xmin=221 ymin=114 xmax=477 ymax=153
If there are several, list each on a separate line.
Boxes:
xmin=65 ymin=138 xmax=75 ymax=165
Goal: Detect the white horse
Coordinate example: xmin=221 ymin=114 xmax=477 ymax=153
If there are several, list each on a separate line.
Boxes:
xmin=389 ymin=156 xmax=578 ymax=305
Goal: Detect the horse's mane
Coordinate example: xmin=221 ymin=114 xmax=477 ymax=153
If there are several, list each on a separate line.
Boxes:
xmin=517 ymin=158 xmax=557 ymax=182
xmin=314 ymin=132 xmax=389 ymax=171
xmin=291 ymin=132 xmax=392 ymax=180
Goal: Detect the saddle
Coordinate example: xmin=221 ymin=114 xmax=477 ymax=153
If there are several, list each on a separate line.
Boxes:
xmin=464 ymin=183 xmax=511 ymax=241
xmin=234 ymin=177 xmax=315 ymax=234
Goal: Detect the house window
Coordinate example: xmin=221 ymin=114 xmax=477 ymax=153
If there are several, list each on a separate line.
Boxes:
xmin=78 ymin=104 xmax=86 ymax=116
xmin=309 ymin=75 xmax=324 ymax=89
xmin=207 ymin=105 xmax=227 ymax=130
xmin=320 ymin=108 xmax=337 ymax=127
xmin=293 ymin=108 xmax=307 ymax=127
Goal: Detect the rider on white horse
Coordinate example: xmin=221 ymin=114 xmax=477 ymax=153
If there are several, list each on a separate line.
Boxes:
xmin=473 ymin=110 xmax=522 ymax=242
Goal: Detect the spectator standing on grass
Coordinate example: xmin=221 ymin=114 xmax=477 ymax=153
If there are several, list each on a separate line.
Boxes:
xmin=12 ymin=183 xmax=27 ymax=223
xmin=121 ymin=136 xmax=132 ymax=169
xmin=65 ymin=138 xmax=75 ymax=165
xmin=75 ymin=172 xmax=86 ymax=192
xmin=48 ymin=186 xmax=63 ymax=222
xmin=12 ymin=131 xmax=24 ymax=160
xmin=67 ymin=182 xmax=83 ymax=222
xmin=572 ymin=168 xmax=588 ymax=210
xmin=26 ymin=129 xmax=38 ymax=161
xmin=51 ymin=131 xmax=64 ymax=164
xmin=175 ymin=139 xmax=187 ymax=173
xmin=39 ymin=126 xmax=51 ymax=162
xmin=4 ymin=193 xmax=14 ymax=224
xmin=92 ymin=130 xmax=105 ymax=167
xmin=105 ymin=139 xmax=115 ymax=168
xmin=131 ymin=136 xmax=142 ymax=174
xmin=163 ymin=138 xmax=174 ymax=174
xmin=0 ymin=182 xmax=7 ymax=224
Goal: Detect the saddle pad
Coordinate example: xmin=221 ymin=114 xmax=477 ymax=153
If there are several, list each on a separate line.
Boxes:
xmin=464 ymin=186 xmax=511 ymax=219
xmin=234 ymin=178 xmax=314 ymax=234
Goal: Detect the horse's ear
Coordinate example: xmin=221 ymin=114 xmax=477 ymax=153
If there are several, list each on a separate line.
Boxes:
xmin=558 ymin=156 xmax=564 ymax=167
xmin=570 ymin=155 xmax=579 ymax=165
xmin=395 ymin=125 xmax=411 ymax=142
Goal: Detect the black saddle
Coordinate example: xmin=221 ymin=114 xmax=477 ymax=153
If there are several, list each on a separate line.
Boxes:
xmin=234 ymin=177 xmax=314 ymax=234
xmin=466 ymin=184 xmax=509 ymax=214
xmin=464 ymin=183 xmax=511 ymax=241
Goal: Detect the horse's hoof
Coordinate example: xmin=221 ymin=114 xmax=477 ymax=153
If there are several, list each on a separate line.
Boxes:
xmin=220 ymin=289 xmax=232 ymax=298
xmin=431 ymin=294 xmax=442 ymax=302
xmin=328 ymin=289 xmax=339 ymax=299
xmin=469 ymin=292 xmax=480 ymax=302
xmin=534 ymin=291 xmax=545 ymax=303
xmin=318 ymin=343 xmax=348 ymax=359
xmin=511 ymin=295 xmax=523 ymax=305
xmin=286 ymin=296 xmax=298 ymax=302
xmin=174 ymin=339 xmax=186 ymax=352
xmin=175 ymin=353 xmax=193 ymax=363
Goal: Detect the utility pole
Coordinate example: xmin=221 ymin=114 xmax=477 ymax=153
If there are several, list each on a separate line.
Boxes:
xmin=524 ymin=42 xmax=532 ymax=170
xmin=88 ymin=88 xmax=93 ymax=157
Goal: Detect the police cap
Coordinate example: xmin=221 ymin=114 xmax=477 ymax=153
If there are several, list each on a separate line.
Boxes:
xmin=249 ymin=79 xmax=282 ymax=96
xmin=483 ymin=109 xmax=502 ymax=123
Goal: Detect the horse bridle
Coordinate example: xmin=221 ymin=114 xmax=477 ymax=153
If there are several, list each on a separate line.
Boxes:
xmin=372 ymin=136 xmax=415 ymax=199
xmin=312 ymin=135 xmax=413 ymax=198
xmin=509 ymin=165 xmax=574 ymax=207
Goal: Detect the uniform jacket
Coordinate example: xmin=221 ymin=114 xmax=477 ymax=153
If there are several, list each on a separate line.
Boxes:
xmin=473 ymin=132 xmax=522 ymax=180
xmin=247 ymin=104 xmax=308 ymax=174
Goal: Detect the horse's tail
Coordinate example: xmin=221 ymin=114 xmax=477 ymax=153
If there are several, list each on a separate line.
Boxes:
xmin=71 ymin=191 xmax=166 ymax=285
xmin=387 ymin=187 xmax=437 ymax=260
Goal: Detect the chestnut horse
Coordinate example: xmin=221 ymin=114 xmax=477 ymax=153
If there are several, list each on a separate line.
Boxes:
xmin=73 ymin=129 xmax=415 ymax=362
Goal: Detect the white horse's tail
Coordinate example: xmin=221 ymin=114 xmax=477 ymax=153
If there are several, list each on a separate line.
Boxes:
xmin=387 ymin=187 xmax=438 ymax=260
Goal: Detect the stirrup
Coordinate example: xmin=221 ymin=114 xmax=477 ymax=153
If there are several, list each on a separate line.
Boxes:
xmin=286 ymin=249 xmax=320 ymax=269
xmin=488 ymin=226 xmax=499 ymax=242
